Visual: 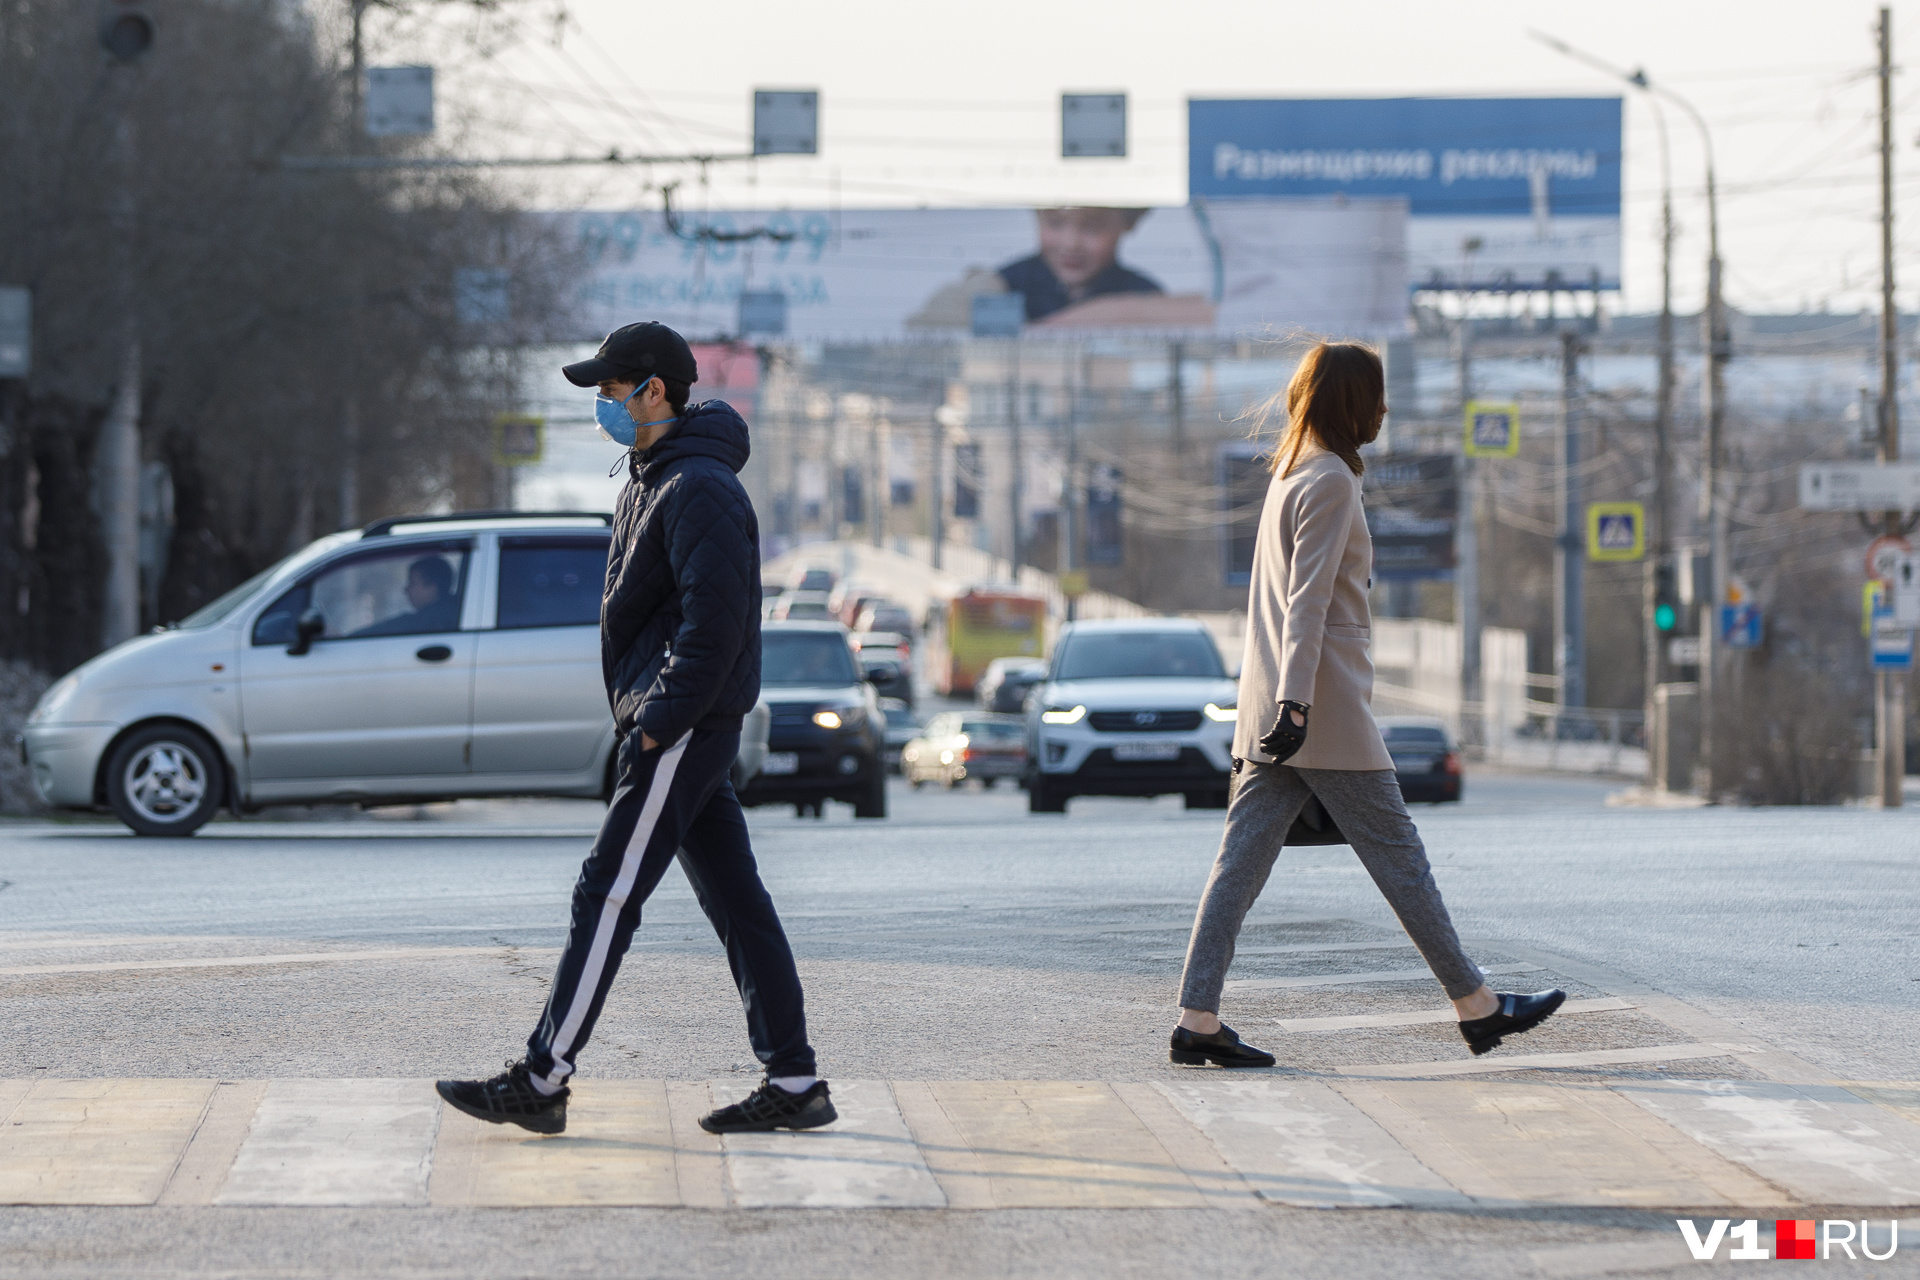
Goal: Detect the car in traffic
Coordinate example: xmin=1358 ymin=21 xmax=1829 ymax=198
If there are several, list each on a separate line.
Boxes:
xmin=851 ymin=630 xmax=914 ymax=704
xmin=877 ymin=697 xmax=920 ymax=774
xmin=902 ymin=712 xmax=1027 ymax=789
xmin=854 ymin=599 xmax=916 ymax=637
xmin=736 ymin=621 xmax=888 ymax=818
xmin=787 ymin=565 xmax=836 ymax=594
xmin=1378 ymin=715 xmax=1464 ymax=803
xmin=976 ymin=656 xmax=1046 ymax=713
xmin=765 ymin=590 xmax=835 ymax=622
xmin=17 ymin=511 xmax=771 ymax=836
xmin=1024 ymin=618 xmax=1237 ymax=814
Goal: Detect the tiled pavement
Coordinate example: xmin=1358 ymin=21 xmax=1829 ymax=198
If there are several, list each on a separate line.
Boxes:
xmin=5 ymin=1068 xmax=1919 ymax=1211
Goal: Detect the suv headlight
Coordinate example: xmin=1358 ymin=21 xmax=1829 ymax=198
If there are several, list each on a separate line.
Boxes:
xmin=813 ymin=702 xmax=865 ymax=730
xmin=1040 ymin=704 xmax=1086 ymax=725
xmin=1203 ymin=702 xmax=1237 ymax=723
xmin=26 ymin=674 xmax=81 ymax=725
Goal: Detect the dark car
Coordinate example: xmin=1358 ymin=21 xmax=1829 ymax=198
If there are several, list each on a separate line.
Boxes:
xmin=854 ymin=600 xmax=915 ymax=637
xmin=1379 ymin=716 xmax=1463 ymax=803
xmin=976 ymin=656 xmax=1046 ymax=713
xmin=737 ymin=622 xmax=888 ymax=818
xmin=878 ymin=697 xmax=921 ymax=774
xmin=852 ymin=630 xmax=914 ymax=705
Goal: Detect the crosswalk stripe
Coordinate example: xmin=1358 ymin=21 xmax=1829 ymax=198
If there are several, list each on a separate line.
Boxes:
xmin=1277 ymin=997 xmax=1635 ymax=1033
xmin=216 ymin=1080 xmax=439 ymax=1206
xmin=0 ymin=948 xmax=495 ymax=977
xmin=1225 ymin=962 xmax=1542 ymax=991
xmin=1613 ymin=1078 xmax=1920 ymax=1207
xmin=713 ymin=1080 xmax=945 ymax=1208
xmin=1335 ymin=1079 xmax=1783 ymax=1208
xmin=1154 ymin=1077 xmax=1469 ymax=1209
xmin=0 ymin=1079 xmax=213 ymax=1205
xmin=1337 ymin=1043 xmax=1751 ymax=1079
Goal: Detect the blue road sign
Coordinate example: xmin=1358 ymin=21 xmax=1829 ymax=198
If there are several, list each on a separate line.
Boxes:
xmin=1871 ymin=603 xmax=1914 ymax=671
xmin=1720 ymin=604 xmax=1763 ymax=650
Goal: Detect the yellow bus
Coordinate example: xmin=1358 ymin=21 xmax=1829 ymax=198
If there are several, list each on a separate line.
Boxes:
xmin=927 ymin=587 xmax=1048 ymax=696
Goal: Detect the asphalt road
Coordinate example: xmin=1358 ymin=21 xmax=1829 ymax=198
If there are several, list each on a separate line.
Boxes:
xmin=3 ymin=768 xmax=1918 ymax=1277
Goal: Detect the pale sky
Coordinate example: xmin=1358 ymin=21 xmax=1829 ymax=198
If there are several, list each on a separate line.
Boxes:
xmin=365 ymin=0 xmax=1920 ymax=317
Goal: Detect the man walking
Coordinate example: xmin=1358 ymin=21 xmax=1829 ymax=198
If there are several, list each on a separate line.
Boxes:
xmin=438 ymin=322 xmax=833 ymax=1136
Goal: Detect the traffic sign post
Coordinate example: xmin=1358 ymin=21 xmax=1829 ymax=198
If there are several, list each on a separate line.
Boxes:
xmin=1463 ymin=401 xmax=1520 ymax=457
xmin=1587 ymin=501 xmax=1645 ymax=561
xmin=1720 ymin=603 xmax=1762 ymax=650
xmin=1800 ymin=461 xmax=1920 ymax=511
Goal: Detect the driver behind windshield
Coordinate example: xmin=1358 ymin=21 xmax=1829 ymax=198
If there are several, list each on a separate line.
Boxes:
xmin=351 ymin=556 xmax=460 ymax=637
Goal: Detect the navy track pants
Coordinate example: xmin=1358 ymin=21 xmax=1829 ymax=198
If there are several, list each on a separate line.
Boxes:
xmin=525 ymin=726 xmax=816 ymax=1088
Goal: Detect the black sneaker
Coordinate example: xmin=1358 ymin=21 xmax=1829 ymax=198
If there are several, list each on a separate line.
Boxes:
xmin=436 ymin=1059 xmax=569 ymax=1134
xmin=699 ymin=1080 xmax=837 ymax=1134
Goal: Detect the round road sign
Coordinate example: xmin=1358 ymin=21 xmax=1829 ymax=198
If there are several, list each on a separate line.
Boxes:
xmin=1867 ymin=533 xmax=1912 ymax=582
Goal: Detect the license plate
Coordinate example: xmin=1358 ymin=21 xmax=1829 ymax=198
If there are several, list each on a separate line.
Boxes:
xmin=1392 ymin=754 xmax=1436 ymax=771
xmin=760 ymin=752 xmax=799 ymax=775
xmin=1113 ymin=741 xmax=1181 ymax=762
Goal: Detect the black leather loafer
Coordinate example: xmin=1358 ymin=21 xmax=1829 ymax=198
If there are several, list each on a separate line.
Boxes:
xmin=1458 ymin=989 xmax=1567 ymax=1056
xmin=1170 ymin=1023 xmax=1277 ymax=1068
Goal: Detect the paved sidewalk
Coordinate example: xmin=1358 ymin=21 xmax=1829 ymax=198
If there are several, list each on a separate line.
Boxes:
xmin=5 ymin=1071 xmax=1919 ymax=1211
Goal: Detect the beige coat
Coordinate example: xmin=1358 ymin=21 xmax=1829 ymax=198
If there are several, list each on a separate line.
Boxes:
xmin=1233 ymin=444 xmax=1394 ymax=771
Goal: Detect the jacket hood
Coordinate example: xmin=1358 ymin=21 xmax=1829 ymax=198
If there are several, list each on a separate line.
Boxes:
xmin=634 ymin=399 xmax=751 ymax=481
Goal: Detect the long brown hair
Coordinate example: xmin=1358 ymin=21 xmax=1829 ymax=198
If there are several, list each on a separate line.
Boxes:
xmin=1263 ymin=341 xmax=1384 ymax=477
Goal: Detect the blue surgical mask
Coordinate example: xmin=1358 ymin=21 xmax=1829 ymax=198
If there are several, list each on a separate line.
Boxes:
xmin=595 ymin=380 xmax=677 ymax=448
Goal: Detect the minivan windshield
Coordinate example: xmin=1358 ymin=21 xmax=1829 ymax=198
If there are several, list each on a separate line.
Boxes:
xmin=176 ymin=556 xmax=294 ymax=630
xmin=1052 ymin=630 xmax=1225 ymax=681
xmin=762 ymin=630 xmax=860 ymax=686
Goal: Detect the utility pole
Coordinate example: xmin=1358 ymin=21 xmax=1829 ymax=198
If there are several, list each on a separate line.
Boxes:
xmin=1006 ymin=343 xmax=1024 ymax=578
xmin=99 ymin=59 xmax=144 ymax=646
xmin=1644 ymin=96 xmax=1677 ymax=785
xmin=1455 ymin=295 xmax=1481 ymax=712
xmin=1062 ymin=354 xmax=1083 ymax=621
xmin=1875 ymin=5 xmax=1906 ymax=807
xmin=337 ymin=0 xmax=371 ymax=529
xmin=1556 ymin=330 xmax=1587 ymax=711
xmin=1169 ymin=340 xmax=1186 ymax=462
xmin=870 ymin=413 xmax=886 ymax=548
xmin=929 ymin=409 xmax=947 ymax=570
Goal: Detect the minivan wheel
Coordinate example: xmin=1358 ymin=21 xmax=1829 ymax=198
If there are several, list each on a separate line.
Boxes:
xmin=106 ymin=724 xmax=224 ymax=837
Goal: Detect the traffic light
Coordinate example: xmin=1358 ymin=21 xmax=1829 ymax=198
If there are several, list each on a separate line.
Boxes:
xmin=98 ymin=0 xmax=155 ymax=60
xmin=1654 ymin=561 xmax=1680 ymax=632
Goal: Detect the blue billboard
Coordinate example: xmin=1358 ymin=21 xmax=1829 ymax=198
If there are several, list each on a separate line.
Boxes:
xmin=1189 ymin=98 xmax=1622 ymax=291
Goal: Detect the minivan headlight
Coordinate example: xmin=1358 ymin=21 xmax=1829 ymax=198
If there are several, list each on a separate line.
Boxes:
xmin=1040 ymin=704 xmax=1086 ymax=725
xmin=812 ymin=710 xmax=843 ymax=729
xmin=26 ymin=674 xmax=81 ymax=725
xmin=1203 ymin=702 xmax=1238 ymax=723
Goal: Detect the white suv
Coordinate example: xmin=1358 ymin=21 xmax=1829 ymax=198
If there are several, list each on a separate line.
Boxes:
xmin=1024 ymin=618 xmax=1238 ymax=814
xmin=19 ymin=512 xmax=768 ymax=836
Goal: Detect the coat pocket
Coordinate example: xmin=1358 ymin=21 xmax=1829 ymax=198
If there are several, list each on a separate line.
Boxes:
xmin=1325 ymin=622 xmax=1370 ymax=639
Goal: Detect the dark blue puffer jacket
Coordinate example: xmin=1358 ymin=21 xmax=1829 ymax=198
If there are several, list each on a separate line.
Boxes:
xmin=602 ymin=401 xmax=761 ymax=746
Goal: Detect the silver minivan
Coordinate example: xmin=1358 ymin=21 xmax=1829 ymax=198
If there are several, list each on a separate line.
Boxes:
xmin=19 ymin=512 xmax=768 ymax=836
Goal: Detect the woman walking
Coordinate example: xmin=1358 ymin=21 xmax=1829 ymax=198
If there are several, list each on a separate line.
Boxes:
xmin=1172 ymin=341 xmax=1563 ymax=1068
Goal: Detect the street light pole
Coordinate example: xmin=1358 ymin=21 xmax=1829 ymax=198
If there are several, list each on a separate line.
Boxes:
xmin=1874 ymin=5 xmax=1906 ymax=807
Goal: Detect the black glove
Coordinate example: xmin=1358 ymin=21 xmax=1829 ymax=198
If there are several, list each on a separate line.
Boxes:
xmin=1258 ymin=701 xmax=1310 ymax=763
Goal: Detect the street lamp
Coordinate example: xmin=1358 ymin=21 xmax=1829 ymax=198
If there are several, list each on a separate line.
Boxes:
xmin=1532 ymin=32 xmax=1727 ymax=798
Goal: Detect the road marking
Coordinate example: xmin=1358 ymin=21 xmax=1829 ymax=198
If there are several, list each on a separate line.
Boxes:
xmin=713 ymin=1079 xmax=945 ymax=1208
xmin=666 ymin=1081 xmax=729 ymax=1208
xmin=891 ymin=1081 xmax=996 ymax=1209
xmin=1336 ymin=1079 xmax=1785 ymax=1208
xmin=157 ymin=1080 xmax=268 ymax=1206
xmin=1844 ymin=1081 xmax=1920 ymax=1129
xmin=216 ymin=1079 xmax=439 ymax=1206
xmin=1154 ymin=1077 xmax=1469 ymax=1209
xmin=1107 ymin=1083 xmax=1262 ymax=1210
xmin=0 ymin=1079 xmax=215 ymax=1205
xmin=0 ymin=934 xmax=242 ymax=953
xmin=0 ymin=947 xmax=498 ymax=978
xmin=920 ymin=1081 xmax=1217 ymax=1209
xmin=1277 ymin=997 xmax=1636 ymax=1033
xmin=1338 ymin=1043 xmax=1753 ymax=1080
xmin=1225 ymin=962 xmax=1542 ymax=991
xmin=430 ymin=1079 xmax=679 ymax=1207
xmin=1145 ymin=940 xmax=1419 ymax=960
xmin=1612 ymin=1078 xmax=1920 ymax=1206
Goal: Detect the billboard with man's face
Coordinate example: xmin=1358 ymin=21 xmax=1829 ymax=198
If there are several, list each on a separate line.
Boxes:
xmin=559 ymin=198 xmax=1408 ymax=343
xmin=1189 ymin=97 xmax=1622 ymax=292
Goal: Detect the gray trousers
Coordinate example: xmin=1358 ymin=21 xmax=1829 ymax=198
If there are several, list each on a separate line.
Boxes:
xmin=1178 ymin=762 xmax=1485 ymax=1011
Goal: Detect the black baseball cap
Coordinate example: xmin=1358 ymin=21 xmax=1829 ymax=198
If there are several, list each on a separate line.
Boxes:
xmin=562 ymin=321 xmax=699 ymax=388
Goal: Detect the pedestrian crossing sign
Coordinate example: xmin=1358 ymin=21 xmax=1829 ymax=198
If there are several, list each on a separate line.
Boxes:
xmin=1587 ymin=502 xmax=1645 ymax=562
xmin=1463 ymin=401 xmax=1520 ymax=457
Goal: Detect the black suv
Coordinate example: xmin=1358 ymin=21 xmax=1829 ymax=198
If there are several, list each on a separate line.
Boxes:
xmin=738 ymin=622 xmax=888 ymax=818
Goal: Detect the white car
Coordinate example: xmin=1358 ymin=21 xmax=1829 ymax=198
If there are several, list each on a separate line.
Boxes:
xmin=19 ymin=512 xmax=769 ymax=836
xmin=1024 ymin=618 xmax=1238 ymax=814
